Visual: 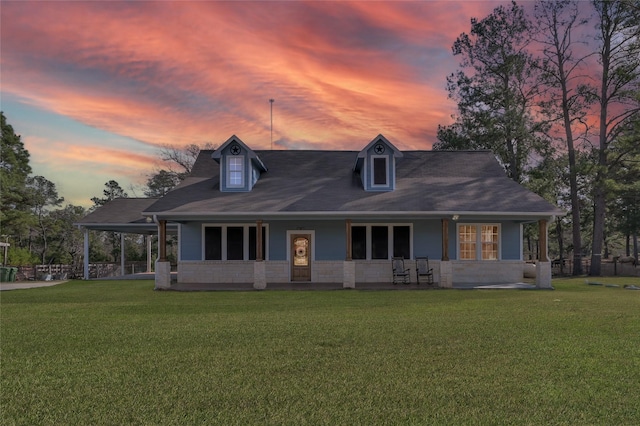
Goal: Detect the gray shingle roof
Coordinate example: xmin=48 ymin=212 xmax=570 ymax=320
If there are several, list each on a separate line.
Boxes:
xmin=76 ymin=198 xmax=175 ymax=233
xmin=143 ymin=150 xmax=563 ymax=219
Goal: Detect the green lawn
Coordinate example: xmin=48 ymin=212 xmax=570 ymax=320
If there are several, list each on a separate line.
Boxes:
xmin=2 ymin=277 xmax=639 ymax=425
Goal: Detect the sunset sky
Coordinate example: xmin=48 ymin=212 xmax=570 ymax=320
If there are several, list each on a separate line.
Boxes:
xmin=1 ymin=0 xmax=508 ymax=207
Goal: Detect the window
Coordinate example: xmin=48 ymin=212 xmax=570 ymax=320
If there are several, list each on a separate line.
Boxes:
xmin=371 ymin=226 xmax=388 ymax=259
xmin=227 ymin=226 xmax=244 ymax=260
xmin=372 ymin=156 xmax=388 ymax=186
xmin=393 ymin=226 xmax=411 ymax=259
xmin=204 ymin=224 xmax=267 ymax=260
xmin=481 ymin=225 xmax=499 ymax=260
xmin=351 ymin=224 xmax=412 ymax=260
xmin=458 ymin=224 xmax=500 ymax=261
xmin=352 ymin=226 xmax=367 ymax=260
xmin=227 ymin=157 xmax=244 ymax=187
xmin=459 ymin=225 xmax=476 ymax=260
xmin=204 ymin=227 xmax=222 ymax=260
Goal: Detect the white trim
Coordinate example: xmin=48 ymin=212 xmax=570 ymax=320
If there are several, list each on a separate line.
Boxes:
xmin=350 ymin=223 xmax=413 ymax=260
xmin=201 ymin=223 xmax=269 ymax=261
xmin=456 ymin=223 xmax=502 ymax=261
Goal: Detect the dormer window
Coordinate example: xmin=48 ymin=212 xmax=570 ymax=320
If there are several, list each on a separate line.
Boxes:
xmin=227 ymin=156 xmax=244 ymax=187
xmin=354 ymin=135 xmax=402 ymax=192
xmin=212 ymin=136 xmax=267 ymax=192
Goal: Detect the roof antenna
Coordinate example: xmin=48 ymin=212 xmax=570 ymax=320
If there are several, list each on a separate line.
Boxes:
xmin=269 ymin=99 xmax=275 ymax=150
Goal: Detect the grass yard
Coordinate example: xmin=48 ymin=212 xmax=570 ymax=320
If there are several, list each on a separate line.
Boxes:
xmin=1 ymin=277 xmax=639 ymax=425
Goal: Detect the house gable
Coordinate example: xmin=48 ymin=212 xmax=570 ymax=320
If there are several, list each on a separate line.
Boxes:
xmin=211 ymin=135 xmax=267 ymax=192
xmin=353 ymin=134 xmax=403 ymax=192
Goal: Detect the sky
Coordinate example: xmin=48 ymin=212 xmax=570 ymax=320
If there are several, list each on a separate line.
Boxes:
xmin=1 ymin=0 xmax=507 ymax=207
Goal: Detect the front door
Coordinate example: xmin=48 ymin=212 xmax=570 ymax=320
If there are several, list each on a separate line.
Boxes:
xmin=291 ymin=234 xmax=311 ymax=281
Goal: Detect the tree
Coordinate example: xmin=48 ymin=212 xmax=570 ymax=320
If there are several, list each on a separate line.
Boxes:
xmin=90 ymin=180 xmax=128 ymax=209
xmin=90 ymin=180 xmax=128 ymax=261
xmin=25 ymin=176 xmax=64 ymax=263
xmin=143 ymin=170 xmax=182 ymax=197
xmin=435 ymin=1 xmax=550 ymax=183
xmin=588 ymin=0 xmax=640 ymax=275
xmin=534 ymin=0 xmax=593 ymax=274
xmin=158 ymin=142 xmax=215 ymax=178
xmin=608 ymin=115 xmax=640 ymax=261
xmin=0 ymin=112 xmax=33 ymax=247
xmin=45 ymin=204 xmax=86 ymax=266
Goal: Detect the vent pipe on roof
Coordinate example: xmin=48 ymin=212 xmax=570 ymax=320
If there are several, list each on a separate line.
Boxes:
xmin=269 ymin=98 xmax=275 ymax=150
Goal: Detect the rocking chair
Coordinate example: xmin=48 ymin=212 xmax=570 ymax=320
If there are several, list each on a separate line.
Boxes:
xmin=415 ymin=257 xmax=434 ymax=285
xmin=392 ymin=257 xmax=411 ymax=284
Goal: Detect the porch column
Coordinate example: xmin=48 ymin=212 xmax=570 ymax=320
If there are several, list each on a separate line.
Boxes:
xmin=441 ymin=218 xmax=450 ymax=261
xmin=158 ymin=220 xmax=167 ymax=262
xmin=536 ymin=219 xmax=553 ymax=289
xmin=343 ymin=219 xmax=355 ymax=288
xmin=120 ymin=232 xmax=126 ymax=276
xmin=155 ymin=219 xmax=171 ymax=290
xmin=440 ymin=218 xmax=452 ymax=288
xmin=254 ymin=220 xmax=266 ymax=289
xmin=83 ymin=228 xmax=89 ymax=280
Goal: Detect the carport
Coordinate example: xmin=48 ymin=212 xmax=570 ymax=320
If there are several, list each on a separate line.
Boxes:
xmin=75 ymin=198 xmax=178 ymax=280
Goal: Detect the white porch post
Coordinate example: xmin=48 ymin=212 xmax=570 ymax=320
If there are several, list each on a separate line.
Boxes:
xmin=120 ymin=233 xmax=126 ymax=276
xmin=253 ymin=220 xmax=266 ymax=289
xmin=83 ymin=228 xmax=90 ymax=280
xmin=155 ymin=219 xmax=171 ymax=290
xmin=536 ymin=219 xmax=553 ymax=289
xmin=343 ymin=219 xmax=355 ymax=288
xmin=146 ymin=235 xmax=152 ymax=273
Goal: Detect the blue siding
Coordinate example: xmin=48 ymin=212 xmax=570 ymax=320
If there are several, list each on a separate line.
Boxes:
xmin=181 ymin=223 xmax=202 ymax=260
xmin=501 ymin=222 xmax=522 ymax=260
xmin=178 ymin=219 xmax=523 ymax=262
xmin=413 ymin=220 xmax=442 ymax=259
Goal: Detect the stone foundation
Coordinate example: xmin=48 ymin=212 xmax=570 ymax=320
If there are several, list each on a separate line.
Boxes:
xmin=155 ymin=261 xmax=172 ymax=290
xmin=176 ymin=259 xmax=526 ymax=287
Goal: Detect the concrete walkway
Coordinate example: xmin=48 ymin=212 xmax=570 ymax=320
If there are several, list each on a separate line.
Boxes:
xmin=0 ymin=280 xmax=69 ymax=291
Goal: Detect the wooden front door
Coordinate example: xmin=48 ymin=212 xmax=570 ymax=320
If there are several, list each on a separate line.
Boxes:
xmin=291 ymin=234 xmax=311 ymax=281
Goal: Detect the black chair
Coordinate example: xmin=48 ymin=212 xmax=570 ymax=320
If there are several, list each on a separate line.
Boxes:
xmin=415 ymin=257 xmax=434 ymax=285
xmin=392 ymin=257 xmax=411 ymax=284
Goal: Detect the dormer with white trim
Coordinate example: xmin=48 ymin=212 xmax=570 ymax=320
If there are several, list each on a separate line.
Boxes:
xmin=353 ymin=134 xmax=403 ymax=192
xmin=212 ymin=135 xmax=267 ymax=192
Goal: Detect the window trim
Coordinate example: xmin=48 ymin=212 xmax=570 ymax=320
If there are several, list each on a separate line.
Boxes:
xmin=202 ymin=223 xmax=268 ymax=261
xmin=456 ymin=223 xmax=501 ymax=261
xmin=351 ymin=223 xmax=413 ymax=260
xmin=370 ymin=155 xmax=389 ymax=188
xmin=226 ymin=155 xmax=245 ymax=188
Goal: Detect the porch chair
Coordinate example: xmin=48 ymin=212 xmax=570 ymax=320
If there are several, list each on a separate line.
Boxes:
xmin=415 ymin=257 xmax=434 ymax=285
xmin=392 ymin=257 xmax=411 ymax=284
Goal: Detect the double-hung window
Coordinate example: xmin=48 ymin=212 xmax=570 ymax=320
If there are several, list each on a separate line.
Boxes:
xmin=351 ymin=224 xmax=411 ymax=260
xmin=204 ymin=224 xmax=267 ymax=260
xmin=458 ymin=224 xmax=500 ymax=260
xmin=227 ymin=156 xmax=244 ymax=187
xmin=371 ymin=156 xmax=388 ymax=187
